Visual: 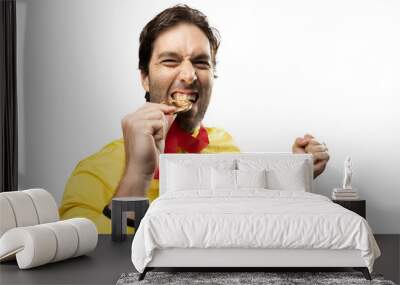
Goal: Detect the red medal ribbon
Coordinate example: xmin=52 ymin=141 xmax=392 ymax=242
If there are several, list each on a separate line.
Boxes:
xmin=153 ymin=120 xmax=209 ymax=179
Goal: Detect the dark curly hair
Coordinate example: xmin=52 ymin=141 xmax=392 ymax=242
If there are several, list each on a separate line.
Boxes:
xmin=138 ymin=4 xmax=221 ymax=102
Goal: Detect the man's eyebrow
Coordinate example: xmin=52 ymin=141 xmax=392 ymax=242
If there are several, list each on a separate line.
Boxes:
xmin=157 ymin=52 xmax=181 ymax=59
xmin=192 ymin=53 xmax=211 ymax=61
xmin=157 ymin=52 xmax=211 ymax=61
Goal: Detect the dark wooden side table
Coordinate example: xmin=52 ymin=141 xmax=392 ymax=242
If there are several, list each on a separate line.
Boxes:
xmin=332 ymin=199 xmax=366 ymax=219
xmin=111 ymin=197 xmax=149 ymax=242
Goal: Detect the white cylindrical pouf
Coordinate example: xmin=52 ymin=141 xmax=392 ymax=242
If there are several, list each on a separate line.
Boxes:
xmin=64 ymin=218 xmax=98 ymax=257
xmin=0 ymin=192 xmax=39 ymax=227
xmin=42 ymin=221 xmax=79 ymax=262
xmin=0 ymin=196 xmax=17 ymax=237
xmin=0 ymin=226 xmax=57 ymax=269
xmin=23 ymin=189 xmax=59 ymax=223
xmin=0 ymin=219 xmax=98 ymax=269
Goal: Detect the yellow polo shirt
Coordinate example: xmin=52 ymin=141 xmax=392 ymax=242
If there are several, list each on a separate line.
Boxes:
xmin=59 ymin=126 xmax=240 ymax=234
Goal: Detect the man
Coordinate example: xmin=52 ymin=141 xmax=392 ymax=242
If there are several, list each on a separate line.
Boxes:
xmin=60 ymin=5 xmax=330 ymax=234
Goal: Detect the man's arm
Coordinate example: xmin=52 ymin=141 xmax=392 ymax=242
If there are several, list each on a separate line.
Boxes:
xmin=105 ymin=170 xmax=153 ymax=220
xmin=59 ymin=172 xmax=134 ymax=234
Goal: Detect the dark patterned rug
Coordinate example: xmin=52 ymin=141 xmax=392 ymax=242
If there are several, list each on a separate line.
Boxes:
xmin=116 ymin=271 xmax=396 ymax=285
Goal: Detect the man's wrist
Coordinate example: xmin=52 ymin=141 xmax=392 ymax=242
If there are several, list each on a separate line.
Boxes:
xmin=114 ymin=170 xmax=152 ymax=198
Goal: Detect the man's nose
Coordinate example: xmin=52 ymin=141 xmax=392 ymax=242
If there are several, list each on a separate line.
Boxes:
xmin=178 ymin=60 xmax=197 ymax=84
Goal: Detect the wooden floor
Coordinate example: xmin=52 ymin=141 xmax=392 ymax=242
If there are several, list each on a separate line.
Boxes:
xmin=373 ymin=234 xmax=399 ymax=284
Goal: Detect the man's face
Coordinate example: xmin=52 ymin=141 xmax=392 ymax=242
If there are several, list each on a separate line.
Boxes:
xmin=141 ymin=23 xmax=214 ymax=133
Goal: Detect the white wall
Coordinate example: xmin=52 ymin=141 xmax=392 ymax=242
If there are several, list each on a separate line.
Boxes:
xmin=17 ymin=0 xmax=400 ymax=233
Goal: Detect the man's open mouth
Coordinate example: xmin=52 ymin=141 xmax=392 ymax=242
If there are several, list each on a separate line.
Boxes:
xmin=161 ymin=90 xmax=199 ymax=114
xmin=170 ymin=90 xmax=199 ymax=104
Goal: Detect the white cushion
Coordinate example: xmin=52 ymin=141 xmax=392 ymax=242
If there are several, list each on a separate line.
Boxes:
xmin=0 ymin=218 xmax=97 ymax=269
xmin=23 ymin=188 xmax=59 ymax=223
xmin=211 ymin=168 xmax=237 ymax=190
xmin=211 ymin=169 xmax=268 ymax=190
xmin=64 ymin=218 xmax=98 ymax=257
xmin=0 ymin=226 xmax=57 ymax=269
xmin=160 ymin=155 xmax=237 ymax=195
xmin=42 ymin=221 xmax=79 ymax=262
xmin=0 ymin=189 xmax=59 ymax=238
xmin=238 ymin=159 xmax=309 ymax=191
xmin=236 ymin=169 xmax=268 ymax=189
xmin=0 ymin=191 xmax=39 ymax=227
xmin=166 ymin=162 xmax=211 ymax=191
xmin=0 ymin=189 xmax=98 ymax=269
xmin=0 ymin=196 xmax=17 ymax=238
xmin=267 ymin=165 xmax=307 ymax=191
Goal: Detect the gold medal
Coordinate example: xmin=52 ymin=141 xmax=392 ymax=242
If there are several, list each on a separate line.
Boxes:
xmin=161 ymin=93 xmax=193 ymax=114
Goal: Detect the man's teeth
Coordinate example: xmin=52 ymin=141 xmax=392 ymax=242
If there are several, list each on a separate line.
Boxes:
xmin=172 ymin=92 xmax=197 ymax=102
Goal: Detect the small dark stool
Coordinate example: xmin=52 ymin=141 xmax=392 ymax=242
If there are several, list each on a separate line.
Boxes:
xmin=111 ymin=197 xmax=149 ymax=242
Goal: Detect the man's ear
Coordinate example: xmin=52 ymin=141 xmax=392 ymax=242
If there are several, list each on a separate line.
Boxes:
xmin=140 ymin=71 xmax=150 ymax=92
